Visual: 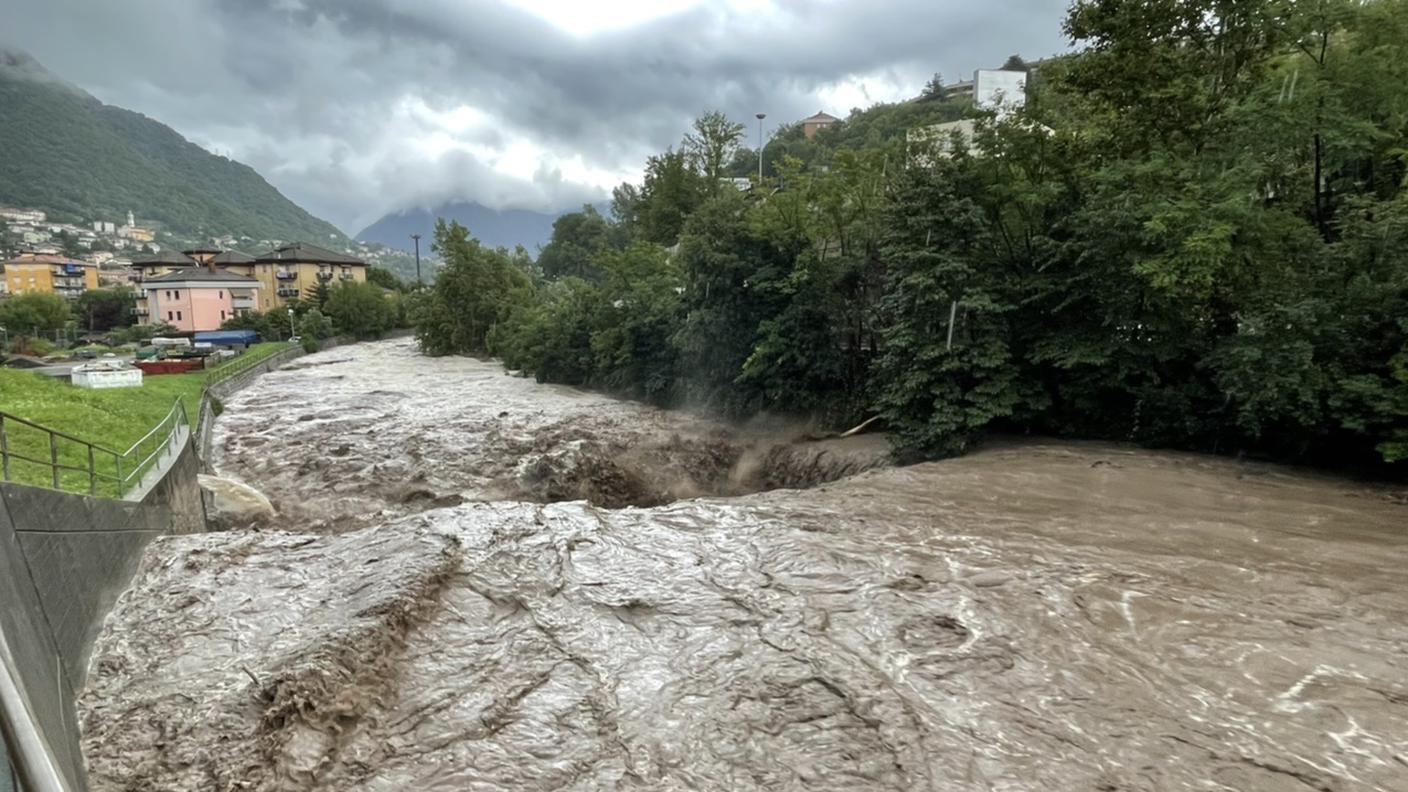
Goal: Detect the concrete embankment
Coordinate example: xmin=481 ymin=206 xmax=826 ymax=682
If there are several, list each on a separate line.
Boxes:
xmin=0 ymin=432 xmax=205 ymax=792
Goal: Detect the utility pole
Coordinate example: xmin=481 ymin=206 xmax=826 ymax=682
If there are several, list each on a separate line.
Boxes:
xmin=410 ymin=234 xmax=422 ymax=286
xmin=755 ymin=113 xmax=767 ymax=182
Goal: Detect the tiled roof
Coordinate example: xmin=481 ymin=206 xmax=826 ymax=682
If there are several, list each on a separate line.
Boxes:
xmin=804 ymin=111 xmax=840 ymax=123
xmin=211 ymin=250 xmax=255 ymax=264
xmin=132 ymin=250 xmax=199 ymax=266
xmin=254 ymin=242 xmax=363 ymax=265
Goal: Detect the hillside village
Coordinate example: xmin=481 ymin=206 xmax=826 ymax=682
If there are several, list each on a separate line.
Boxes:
xmin=0 ymin=205 xmax=422 ymax=291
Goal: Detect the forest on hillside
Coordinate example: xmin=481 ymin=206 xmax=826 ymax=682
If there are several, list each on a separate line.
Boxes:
xmin=0 ymin=51 xmax=345 ymax=245
xmin=411 ymin=0 xmax=1408 ymax=473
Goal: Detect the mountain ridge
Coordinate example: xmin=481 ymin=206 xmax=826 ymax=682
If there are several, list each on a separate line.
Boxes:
xmin=0 ymin=49 xmax=347 ymax=246
xmin=356 ymin=201 xmax=566 ymax=255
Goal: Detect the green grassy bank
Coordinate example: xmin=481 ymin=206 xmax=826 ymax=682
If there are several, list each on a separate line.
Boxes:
xmin=0 ymin=342 xmax=289 ymax=495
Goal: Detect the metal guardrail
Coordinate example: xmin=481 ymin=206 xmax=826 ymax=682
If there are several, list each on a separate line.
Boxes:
xmin=0 ymin=400 xmax=189 ymax=499
xmin=0 ymin=342 xmax=294 ymax=499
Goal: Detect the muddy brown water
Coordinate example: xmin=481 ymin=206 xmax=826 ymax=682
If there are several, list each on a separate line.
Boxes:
xmin=80 ymin=340 xmax=1408 ymax=791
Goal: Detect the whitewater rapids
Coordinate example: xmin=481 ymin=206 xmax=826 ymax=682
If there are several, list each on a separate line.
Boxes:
xmin=78 ymin=340 xmax=1408 ymax=791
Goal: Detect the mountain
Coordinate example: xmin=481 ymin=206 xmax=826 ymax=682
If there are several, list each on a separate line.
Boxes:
xmin=356 ymin=202 xmax=561 ymax=255
xmin=0 ymin=50 xmax=346 ymax=245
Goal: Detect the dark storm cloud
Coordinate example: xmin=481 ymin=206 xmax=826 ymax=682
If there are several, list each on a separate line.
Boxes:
xmin=2 ymin=0 xmax=1071 ymax=232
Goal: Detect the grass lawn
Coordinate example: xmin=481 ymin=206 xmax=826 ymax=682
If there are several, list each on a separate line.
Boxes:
xmin=0 ymin=342 xmax=290 ymax=496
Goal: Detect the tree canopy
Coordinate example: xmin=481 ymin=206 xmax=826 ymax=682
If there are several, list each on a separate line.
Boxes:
xmin=413 ymin=0 xmax=1408 ymax=473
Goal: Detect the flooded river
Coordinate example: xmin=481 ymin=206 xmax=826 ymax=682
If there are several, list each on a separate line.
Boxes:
xmin=80 ymin=340 xmax=1408 ymax=791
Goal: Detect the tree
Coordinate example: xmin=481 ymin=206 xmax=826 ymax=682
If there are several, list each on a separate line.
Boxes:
xmin=920 ymin=73 xmax=948 ymax=101
xmin=537 ymin=206 xmax=611 ymax=281
xmin=873 ymin=156 xmax=1035 ymax=456
xmin=297 ymin=307 xmax=334 ymax=340
xmin=324 ymin=281 xmax=395 ymax=340
xmin=1000 ymin=54 xmax=1029 ymax=72
xmin=414 ymin=220 xmax=533 ymax=355
xmin=75 ymin=288 xmax=135 ymax=332
xmin=638 ymin=149 xmax=706 ymax=246
xmin=366 ymin=266 xmax=406 ymax=292
xmin=0 ymin=291 xmax=72 ymax=339
xmin=683 ymin=111 xmax=746 ymax=194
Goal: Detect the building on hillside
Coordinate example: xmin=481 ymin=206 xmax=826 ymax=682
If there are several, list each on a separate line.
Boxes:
xmin=219 ymin=242 xmax=367 ymax=311
xmin=942 ymin=68 xmax=1027 ymax=113
xmin=139 ymin=268 xmax=260 ymax=332
xmin=0 ymin=208 xmax=46 ymax=224
xmin=973 ymin=69 xmax=1026 ymax=114
xmin=801 ymin=111 xmax=840 ymax=139
xmin=131 ymin=250 xmax=199 ymax=323
xmin=1 ymin=253 xmax=99 ymax=298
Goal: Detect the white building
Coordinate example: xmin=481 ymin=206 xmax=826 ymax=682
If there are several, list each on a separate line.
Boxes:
xmin=973 ymin=69 xmax=1027 ymax=115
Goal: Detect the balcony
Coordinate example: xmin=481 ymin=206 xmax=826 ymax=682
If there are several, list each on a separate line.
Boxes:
xmin=134 ymin=308 xmax=149 ymax=317
xmin=232 ymin=297 xmax=255 ymax=310
xmin=340 ymin=273 xmax=355 ymax=281
xmin=276 ymin=288 xmax=301 ymax=298
xmin=316 ymin=271 xmax=333 ymax=281
xmin=275 ymin=271 xmax=297 ymax=280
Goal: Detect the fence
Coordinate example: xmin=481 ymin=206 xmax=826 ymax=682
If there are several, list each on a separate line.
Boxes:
xmin=0 ymin=400 xmax=189 ymax=500
xmin=0 ymin=342 xmax=298 ymax=500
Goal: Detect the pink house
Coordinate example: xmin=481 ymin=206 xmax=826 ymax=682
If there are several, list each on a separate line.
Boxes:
xmin=141 ymin=267 xmax=260 ymax=332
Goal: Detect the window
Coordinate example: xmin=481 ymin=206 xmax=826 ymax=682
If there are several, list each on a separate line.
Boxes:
xmin=218 ymin=290 xmax=224 ymax=299
xmin=167 ymin=311 xmax=173 ymax=320
xmin=220 ymin=310 xmax=226 ymax=320
xmin=176 ymin=310 xmax=182 ymax=321
xmin=174 ymin=290 xmax=180 ymax=299
xmin=165 ymin=290 xmax=171 ymax=299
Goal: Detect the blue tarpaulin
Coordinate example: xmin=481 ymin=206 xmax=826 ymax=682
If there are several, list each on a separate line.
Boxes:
xmin=193 ymin=330 xmax=259 ymax=346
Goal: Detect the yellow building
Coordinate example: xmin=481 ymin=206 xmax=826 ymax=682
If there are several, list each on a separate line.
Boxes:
xmin=2 ymin=253 xmax=100 ymax=298
xmin=220 ymin=242 xmax=367 ymax=312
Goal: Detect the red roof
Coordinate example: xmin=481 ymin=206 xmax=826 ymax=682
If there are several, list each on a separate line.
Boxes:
xmin=803 ymin=111 xmax=840 ymax=123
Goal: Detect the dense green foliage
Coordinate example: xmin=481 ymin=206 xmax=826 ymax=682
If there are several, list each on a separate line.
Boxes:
xmin=414 ymin=0 xmax=1408 ymax=472
xmin=75 ymin=288 xmax=136 ymax=332
xmin=324 ymin=281 xmax=398 ymax=339
xmin=0 ymin=51 xmax=346 ymax=244
xmin=0 ymin=291 xmax=72 ymax=338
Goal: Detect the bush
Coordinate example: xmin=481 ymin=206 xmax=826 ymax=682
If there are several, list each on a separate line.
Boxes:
xmin=300 ymin=335 xmax=320 ymax=353
xmin=297 ymin=308 xmax=334 ymax=340
xmin=324 ymin=281 xmax=396 ymax=339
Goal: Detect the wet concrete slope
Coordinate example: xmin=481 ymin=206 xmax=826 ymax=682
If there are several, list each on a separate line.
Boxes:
xmin=80 ymin=437 xmax=1408 ymax=790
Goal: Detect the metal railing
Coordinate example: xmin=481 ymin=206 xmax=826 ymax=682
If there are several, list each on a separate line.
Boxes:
xmin=0 ymin=342 xmax=295 ymax=499
xmin=0 ymin=399 xmax=189 ymax=499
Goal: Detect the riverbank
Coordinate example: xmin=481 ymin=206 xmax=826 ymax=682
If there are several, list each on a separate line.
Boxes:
xmin=0 ymin=342 xmax=287 ymax=492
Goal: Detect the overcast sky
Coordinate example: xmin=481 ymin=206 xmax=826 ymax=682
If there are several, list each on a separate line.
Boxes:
xmin=4 ymin=0 xmax=1071 ymax=234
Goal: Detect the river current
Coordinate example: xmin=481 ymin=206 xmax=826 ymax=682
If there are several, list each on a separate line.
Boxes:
xmin=78 ymin=339 xmax=1408 ymax=791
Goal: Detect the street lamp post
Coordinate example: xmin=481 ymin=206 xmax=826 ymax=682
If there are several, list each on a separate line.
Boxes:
xmin=755 ymin=113 xmax=767 ymax=182
xmin=287 ymin=308 xmax=295 ymax=340
xmin=411 ymin=234 xmax=422 ymax=285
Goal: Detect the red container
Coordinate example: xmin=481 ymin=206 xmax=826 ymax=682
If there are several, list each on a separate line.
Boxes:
xmin=134 ymin=359 xmax=204 ymax=375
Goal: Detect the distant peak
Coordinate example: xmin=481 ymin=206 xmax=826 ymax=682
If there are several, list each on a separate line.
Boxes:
xmin=0 ymin=48 xmax=89 ymax=96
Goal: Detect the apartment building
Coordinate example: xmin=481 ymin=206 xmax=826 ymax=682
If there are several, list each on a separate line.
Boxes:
xmin=1 ymin=253 xmax=99 ymax=298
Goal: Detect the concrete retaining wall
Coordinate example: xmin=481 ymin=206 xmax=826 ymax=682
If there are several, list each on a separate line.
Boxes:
xmin=0 ymin=435 xmax=205 ymax=791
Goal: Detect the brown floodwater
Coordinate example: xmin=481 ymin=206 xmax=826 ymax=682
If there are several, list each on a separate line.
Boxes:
xmin=80 ymin=340 xmax=1408 ymax=791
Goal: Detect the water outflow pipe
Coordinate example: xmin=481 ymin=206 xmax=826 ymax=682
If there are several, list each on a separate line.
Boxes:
xmin=0 ymin=628 xmax=70 ymax=792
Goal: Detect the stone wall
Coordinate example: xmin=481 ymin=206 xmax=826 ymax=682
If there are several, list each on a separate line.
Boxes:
xmin=0 ymin=435 xmax=205 ymax=791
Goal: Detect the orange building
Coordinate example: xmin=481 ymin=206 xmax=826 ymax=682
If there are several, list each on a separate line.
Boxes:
xmin=2 ymin=253 xmax=100 ymax=298
xmin=801 ymin=111 xmax=840 ymax=139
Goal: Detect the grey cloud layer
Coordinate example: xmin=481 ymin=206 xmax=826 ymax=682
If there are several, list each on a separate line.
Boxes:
xmin=4 ymin=0 xmax=1070 ymax=232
